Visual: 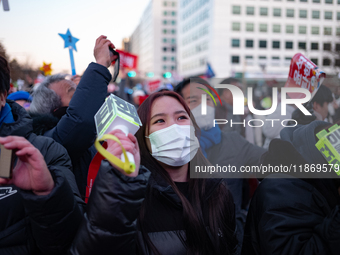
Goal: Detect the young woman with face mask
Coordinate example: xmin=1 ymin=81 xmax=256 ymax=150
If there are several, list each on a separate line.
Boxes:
xmin=70 ymin=91 xmax=237 ymax=255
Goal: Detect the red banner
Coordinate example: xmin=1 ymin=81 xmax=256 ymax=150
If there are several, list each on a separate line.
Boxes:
xmin=115 ymin=49 xmax=138 ymax=69
xmin=285 ymin=53 xmax=326 ymax=99
xmin=147 ymin=80 xmax=162 ymax=94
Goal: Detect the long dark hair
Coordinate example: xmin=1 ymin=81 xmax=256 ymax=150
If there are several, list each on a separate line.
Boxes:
xmin=135 ymin=91 xmax=236 ymax=254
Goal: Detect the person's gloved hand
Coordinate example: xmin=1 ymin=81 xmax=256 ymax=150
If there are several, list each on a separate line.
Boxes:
xmin=291 ymin=101 xmax=316 ymax=125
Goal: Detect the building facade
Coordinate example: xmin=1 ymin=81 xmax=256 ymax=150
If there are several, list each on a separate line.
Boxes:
xmin=129 ymin=0 xmax=178 ymax=79
xmin=177 ymin=0 xmax=340 ymax=79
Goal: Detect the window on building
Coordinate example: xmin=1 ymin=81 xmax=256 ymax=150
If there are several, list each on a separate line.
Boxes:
xmin=163 ymin=38 xmax=167 ymax=43
xmin=323 ymin=58 xmax=331 ymax=66
xmin=245 ymin=56 xmax=253 ymax=65
xmin=259 ymin=40 xmax=267 ymax=48
xmin=325 ymin=11 xmax=332 ymax=19
xmin=300 ymin=9 xmax=307 ymax=18
xmin=299 ymin=42 xmax=306 ymax=49
xmin=300 ymin=0 xmax=307 ymax=2
xmin=324 ymin=27 xmax=332 ymax=35
xmin=287 ymin=0 xmax=295 ymax=1
xmin=311 ymin=42 xmax=319 ymax=50
xmin=171 ymin=38 xmax=176 ymax=44
xmin=325 ymin=0 xmax=333 ymax=3
xmin=171 ymin=66 xmax=176 ymax=71
xmin=163 ymin=65 xmax=167 ymax=70
xmin=311 ymin=26 xmax=319 ymax=34
xmin=260 ymin=24 xmax=268 ymax=32
xmin=287 ymin=9 xmax=295 ymax=17
xmin=336 ymin=43 xmax=340 ymax=51
xmin=299 ymin=26 xmax=307 ymax=34
xmin=172 ymin=11 xmax=176 ymax=16
xmin=312 ymin=10 xmax=320 ymax=19
xmin=273 ymin=24 xmax=281 ymax=33
xmin=247 ymin=7 xmax=255 ymax=15
xmin=259 ymin=56 xmax=267 ymax=61
xmin=286 ymin=25 xmax=294 ymax=33
xmin=285 ymin=57 xmax=292 ymax=65
xmin=338 ymin=0 xmax=340 ymax=4
xmin=272 ymin=56 xmax=280 ymax=65
xmin=313 ymin=0 xmax=320 ymax=2
xmin=232 ymin=22 xmax=241 ymax=31
xmin=273 ymin=41 xmax=280 ymax=48
xmin=171 ymin=20 xmax=176 ymax=25
xmin=324 ymin=43 xmax=331 ymax=50
xmin=246 ymin=40 xmax=254 ymax=48
xmin=337 ymin=12 xmax=340 ymax=20
xmin=273 ymin=8 xmax=281 ymax=16
xmin=232 ymin=39 xmax=240 ymax=47
xmin=163 ymin=29 xmax=167 ymax=34
xmin=163 ymin=47 xmax=167 ymax=52
xmin=246 ymin=23 xmax=254 ymax=31
xmin=311 ymin=58 xmax=318 ymax=65
xmin=260 ymin=7 xmax=268 ymax=16
xmin=171 ymin=57 xmax=176 ymax=61
xmin=231 ymin=56 xmax=240 ymax=63
xmin=233 ymin=6 xmax=241 ymax=14
xmin=164 ymin=11 xmax=167 ymax=16
xmin=337 ymin=27 xmax=340 ymax=35
xmin=286 ymin=41 xmax=293 ymax=49
xmin=172 ymin=2 xmax=176 ymax=7
xmin=163 ymin=56 xmax=167 ymax=61
xmin=335 ymin=59 xmax=340 ymax=66
xmin=171 ymin=29 xmax=176 ymax=34
xmin=164 ymin=1 xmax=167 ymax=6
xmin=171 ymin=47 xmax=176 ymax=52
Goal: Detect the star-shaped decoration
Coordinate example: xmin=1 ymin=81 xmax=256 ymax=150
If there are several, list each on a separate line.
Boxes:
xmin=39 ymin=62 xmax=52 ymax=76
xmin=58 ymin=29 xmax=79 ymax=52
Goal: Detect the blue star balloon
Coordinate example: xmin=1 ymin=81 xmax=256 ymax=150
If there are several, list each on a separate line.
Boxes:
xmin=58 ymin=29 xmax=79 ymax=52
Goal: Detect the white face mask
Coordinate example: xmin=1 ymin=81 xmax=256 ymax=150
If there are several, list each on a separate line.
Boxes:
xmin=146 ymin=124 xmax=200 ymax=167
xmin=191 ymin=104 xmax=215 ymax=130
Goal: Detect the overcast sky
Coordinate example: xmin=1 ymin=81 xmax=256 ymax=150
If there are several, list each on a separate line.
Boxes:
xmin=0 ymin=0 xmax=150 ymax=75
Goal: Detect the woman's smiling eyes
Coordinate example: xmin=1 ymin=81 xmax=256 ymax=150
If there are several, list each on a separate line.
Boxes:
xmin=152 ymin=115 xmax=188 ymax=125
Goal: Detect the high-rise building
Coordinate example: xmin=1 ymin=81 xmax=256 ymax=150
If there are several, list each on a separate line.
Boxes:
xmin=178 ymin=0 xmax=340 ymax=79
xmin=121 ymin=37 xmax=131 ymax=52
xmin=129 ymin=0 xmax=178 ymax=79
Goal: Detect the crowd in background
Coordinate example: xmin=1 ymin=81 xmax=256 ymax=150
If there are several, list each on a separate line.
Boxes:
xmin=0 ymin=35 xmax=340 ymax=255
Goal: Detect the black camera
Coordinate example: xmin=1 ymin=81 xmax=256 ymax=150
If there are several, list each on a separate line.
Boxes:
xmin=109 ymin=47 xmax=120 ymax=82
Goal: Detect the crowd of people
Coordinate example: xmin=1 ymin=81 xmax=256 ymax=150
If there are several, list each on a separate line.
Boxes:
xmin=0 ymin=35 xmax=340 ymax=255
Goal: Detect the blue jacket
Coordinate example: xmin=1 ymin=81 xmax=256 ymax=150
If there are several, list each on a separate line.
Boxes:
xmin=34 ymin=63 xmax=111 ymax=198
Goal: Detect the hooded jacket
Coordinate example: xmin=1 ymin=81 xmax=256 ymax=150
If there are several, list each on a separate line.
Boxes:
xmin=70 ymin=161 xmax=236 ymax=255
xmin=242 ymin=121 xmax=340 ymax=255
xmin=0 ymin=100 xmax=85 ymax=255
xmin=30 ymin=62 xmax=111 ymax=199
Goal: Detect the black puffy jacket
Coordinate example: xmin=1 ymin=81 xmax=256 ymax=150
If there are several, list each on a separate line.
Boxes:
xmin=0 ymin=101 xmax=85 ymax=255
xmin=70 ymin=161 xmax=236 ymax=255
xmin=31 ymin=62 xmax=111 ymax=199
xmin=242 ymin=122 xmax=340 ymax=255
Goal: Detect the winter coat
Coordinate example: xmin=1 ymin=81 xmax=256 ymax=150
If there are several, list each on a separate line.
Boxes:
xmin=70 ymin=161 xmax=236 ymax=255
xmin=242 ymin=121 xmax=340 ymax=255
xmin=0 ymin=100 xmax=85 ymax=255
xmin=30 ymin=62 xmax=111 ymax=199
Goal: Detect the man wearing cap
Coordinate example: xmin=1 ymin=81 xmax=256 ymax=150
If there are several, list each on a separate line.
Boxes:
xmin=7 ymin=91 xmax=32 ymax=110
